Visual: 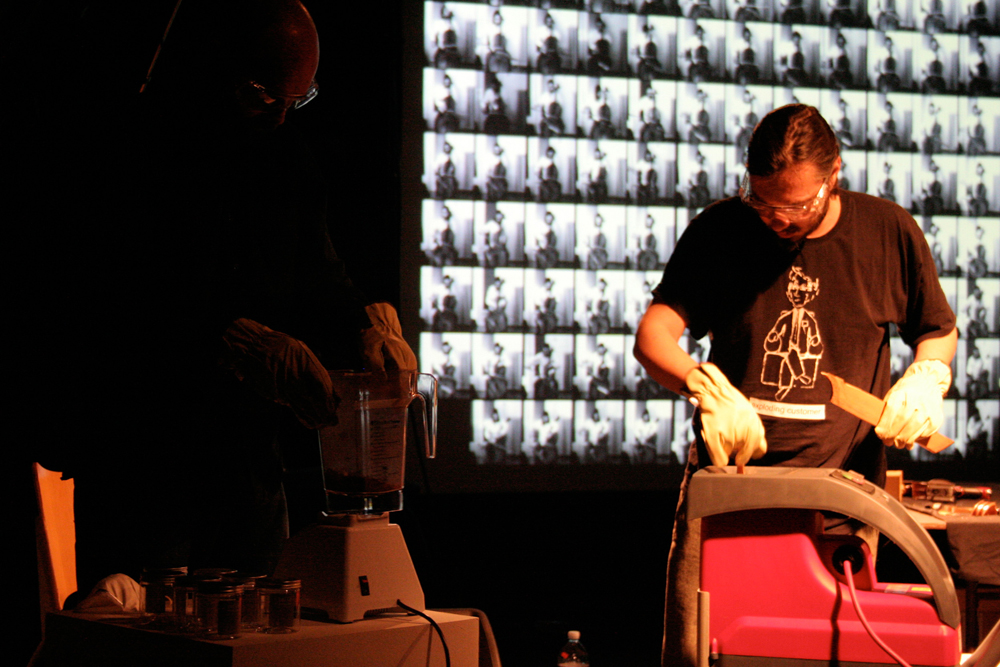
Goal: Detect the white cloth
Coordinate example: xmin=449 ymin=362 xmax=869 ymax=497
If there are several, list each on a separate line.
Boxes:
xmin=74 ymin=574 xmax=142 ymax=614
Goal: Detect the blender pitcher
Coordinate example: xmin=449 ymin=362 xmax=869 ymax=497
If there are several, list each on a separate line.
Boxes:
xmin=319 ymin=370 xmax=437 ymax=514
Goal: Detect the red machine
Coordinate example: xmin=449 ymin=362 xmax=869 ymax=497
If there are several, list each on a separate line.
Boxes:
xmin=688 ymin=467 xmax=997 ymax=667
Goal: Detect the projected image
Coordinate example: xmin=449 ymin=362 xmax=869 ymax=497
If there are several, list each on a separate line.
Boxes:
xmin=418 ymin=0 xmax=1000 ymax=466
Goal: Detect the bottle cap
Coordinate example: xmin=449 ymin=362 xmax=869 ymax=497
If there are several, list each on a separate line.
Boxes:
xmin=568 ymin=630 xmax=581 ymax=640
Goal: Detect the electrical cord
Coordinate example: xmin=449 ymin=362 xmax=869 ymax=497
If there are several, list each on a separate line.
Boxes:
xmin=842 ymin=561 xmax=912 ymax=667
xmin=396 ymin=599 xmax=451 ymax=667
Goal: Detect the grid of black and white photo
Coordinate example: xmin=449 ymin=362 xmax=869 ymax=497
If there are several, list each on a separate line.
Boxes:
xmin=417 ymin=0 xmax=1000 ymax=466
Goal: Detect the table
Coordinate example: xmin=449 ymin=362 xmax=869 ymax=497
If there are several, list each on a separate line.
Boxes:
xmin=904 ymin=493 xmax=1000 ymax=648
xmin=906 ymin=506 xmax=948 ymax=531
xmin=33 ymin=609 xmax=480 ymax=667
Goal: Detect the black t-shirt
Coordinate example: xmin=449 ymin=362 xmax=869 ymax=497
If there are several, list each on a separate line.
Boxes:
xmin=654 ymin=190 xmax=955 ymax=483
xmin=51 ymin=107 xmax=373 ymax=482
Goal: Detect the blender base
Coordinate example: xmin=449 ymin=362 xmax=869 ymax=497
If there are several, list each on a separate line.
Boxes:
xmin=273 ymin=513 xmax=425 ymax=623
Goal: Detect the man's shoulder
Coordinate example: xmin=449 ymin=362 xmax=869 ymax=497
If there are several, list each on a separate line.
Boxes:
xmin=686 ymin=197 xmax=750 ymax=233
xmin=679 ymin=197 xmax=770 ymax=250
xmin=841 ymin=189 xmax=892 ymax=205
xmin=840 ymin=189 xmax=911 ymax=220
xmin=696 ymin=195 xmax=744 ymax=217
xmin=839 ymin=189 xmax=921 ymax=236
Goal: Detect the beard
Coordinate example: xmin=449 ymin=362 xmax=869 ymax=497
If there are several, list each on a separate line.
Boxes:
xmin=795 ymin=196 xmax=831 ymax=239
xmin=771 ymin=182 xmax=837 ymax=243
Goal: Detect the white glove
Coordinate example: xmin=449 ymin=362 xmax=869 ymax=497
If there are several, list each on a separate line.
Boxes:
xmin=360 ymin=303 xmax=418 ymax=374
xmin=875 ymin=359 xmax=951 ymax=449
xmin=685 ymin=363 xmax=768 ymax=467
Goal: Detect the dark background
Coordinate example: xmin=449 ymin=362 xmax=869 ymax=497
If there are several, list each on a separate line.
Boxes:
xmin=3 ymin=2 xmax=672 ymax=664
xmin=4 ymin=2 xmax=997 ymax=666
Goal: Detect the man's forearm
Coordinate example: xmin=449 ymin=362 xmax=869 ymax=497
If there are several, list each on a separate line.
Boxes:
xmin=913 ymin=327 xmax=958 ymax=365
xmin=633 ymin=302 xmax=699 ymax=396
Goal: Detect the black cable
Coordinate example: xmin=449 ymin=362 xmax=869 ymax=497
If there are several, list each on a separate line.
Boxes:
xmin=396 ymin=599 xmax=451 ymax=667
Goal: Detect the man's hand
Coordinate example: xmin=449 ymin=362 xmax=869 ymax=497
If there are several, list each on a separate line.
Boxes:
xmin=875 ymin=359 xmax=951 ymax=449
xmin=685 ymin=363 xmax=768 ymax=467
xmin=360 ymin=303 xmax=418 ymax=374
xmin=221 ymin=318 xmax=338 ymax=429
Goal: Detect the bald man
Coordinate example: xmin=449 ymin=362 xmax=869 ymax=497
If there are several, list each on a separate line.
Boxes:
xmin=53 ymin=0 xmax=412 ymax=596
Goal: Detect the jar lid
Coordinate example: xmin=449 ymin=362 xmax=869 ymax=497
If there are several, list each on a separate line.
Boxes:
xmin=191 ymin=568 xmax=238 ymax=578
xmin=176 ymin=574 xmax=222 ymax=588
xmin=198 ymin=580 xmax=239 ymax=595
xmin=141 ymin=569 xmax=184 ymax=584
xmin=141 ymin=566 xmax=187 ymax=578
xmin=259 ymin=577 xmax=302 ymax=590
xmin=142 ymin=566 xmax=187 ymax=574
xmin=223 ymin=575 xmax=259 ymax=590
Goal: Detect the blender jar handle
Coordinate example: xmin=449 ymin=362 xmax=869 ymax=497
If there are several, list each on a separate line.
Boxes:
xmin=414 ymin=373 xmax=438 ymax=459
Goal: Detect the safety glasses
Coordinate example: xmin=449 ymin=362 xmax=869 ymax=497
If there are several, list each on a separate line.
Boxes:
xmin=241 ymin=80 xmax=319 ymax=111
xmin=739 ymin=171 xmax=832 ymax=220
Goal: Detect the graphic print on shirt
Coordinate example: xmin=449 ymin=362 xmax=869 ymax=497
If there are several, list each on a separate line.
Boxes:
xmin=761 ymin=266 xmax=824 ymax=400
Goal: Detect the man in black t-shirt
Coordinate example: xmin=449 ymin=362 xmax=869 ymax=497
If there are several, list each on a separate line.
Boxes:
xmin=634 ymin=104 xmax=957 ymax=667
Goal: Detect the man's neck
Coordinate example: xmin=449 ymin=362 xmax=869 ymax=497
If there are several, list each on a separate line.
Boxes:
xmin=807 ymin=193 xmax=842 ymax=239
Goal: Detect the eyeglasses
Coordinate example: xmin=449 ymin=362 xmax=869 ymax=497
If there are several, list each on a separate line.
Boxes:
xmin=242 ymin=80 xmax=319 ymax=111
xmin=740 ymin=171 xmax=832 ymax=220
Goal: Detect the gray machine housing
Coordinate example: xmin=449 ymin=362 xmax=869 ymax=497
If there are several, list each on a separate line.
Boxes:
xmin=687 ymin=465 xmax=960 ymax=630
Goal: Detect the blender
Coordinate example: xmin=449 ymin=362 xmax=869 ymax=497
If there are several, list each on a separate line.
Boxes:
xmin=273 ymin=370 xmax=438 ymax=622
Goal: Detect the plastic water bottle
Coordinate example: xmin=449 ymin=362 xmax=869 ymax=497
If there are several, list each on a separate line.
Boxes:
xmin=557 ymin=630 xmax=590 ymax=667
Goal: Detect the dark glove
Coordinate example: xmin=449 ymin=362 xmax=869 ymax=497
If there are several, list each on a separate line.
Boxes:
xmin=221 ymin=318 xmax=338 ymax=428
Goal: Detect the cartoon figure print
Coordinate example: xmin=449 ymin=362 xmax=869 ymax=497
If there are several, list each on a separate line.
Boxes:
xmin=761 ymin=267 xmax=824 ymax=400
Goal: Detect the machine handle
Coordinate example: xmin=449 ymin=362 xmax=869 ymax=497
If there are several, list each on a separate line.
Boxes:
xmin=414 ymin=373 xmax=438 ymax=459
xmin=687 ymin=467 xmax=962 ymax=630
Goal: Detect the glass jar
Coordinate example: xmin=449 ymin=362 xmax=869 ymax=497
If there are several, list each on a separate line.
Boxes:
xmin=259 ymin=578 xmax=301 ymax=634
xmin=174 ymin=574 xmax=221 ymax=633
xmin=139 ymin=567 xmax=185 ymax=623
xmin=196 ymin=580 xmax=242 ymax=639
xmin=224 ymin=574 xmax=268 ymax=631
